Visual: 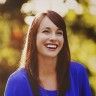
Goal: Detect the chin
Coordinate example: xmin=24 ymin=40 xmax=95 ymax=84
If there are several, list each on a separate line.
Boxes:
xmin=45 ymin=53 xmax=58 ymax=58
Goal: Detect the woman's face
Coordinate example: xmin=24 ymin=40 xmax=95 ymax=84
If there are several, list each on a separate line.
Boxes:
xmin=36 ymin=16 xmax=64 ymax=58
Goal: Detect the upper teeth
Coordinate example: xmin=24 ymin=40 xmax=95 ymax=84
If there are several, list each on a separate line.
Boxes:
xmin=46 ymin=44 xmax=57 ymax=48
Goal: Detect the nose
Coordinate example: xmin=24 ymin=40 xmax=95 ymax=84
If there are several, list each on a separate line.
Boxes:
xmin=49 ymin=33 xmax=57 ymax=42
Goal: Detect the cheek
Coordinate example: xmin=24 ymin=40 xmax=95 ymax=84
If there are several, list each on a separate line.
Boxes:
xmin=36 ymin=34 xmax=46 ymax=47
xmin=59 ymin=37 xmax=64 ymax=47
xmin=36 ymin=33 xmax=43 ymax=43
xmin=37 ymin=33 xmax=48 ymax=43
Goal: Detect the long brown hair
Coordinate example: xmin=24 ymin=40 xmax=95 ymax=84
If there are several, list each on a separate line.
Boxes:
xmin=21 ymin=10 xmax=71 ymax=96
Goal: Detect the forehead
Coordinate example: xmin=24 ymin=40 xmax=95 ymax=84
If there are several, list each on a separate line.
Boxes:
xmin=38 ymin=16 xmax=58 ymax=30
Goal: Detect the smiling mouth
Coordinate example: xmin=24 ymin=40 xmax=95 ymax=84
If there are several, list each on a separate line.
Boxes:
xmin=44 ymin=43 xmax=58 ymax=50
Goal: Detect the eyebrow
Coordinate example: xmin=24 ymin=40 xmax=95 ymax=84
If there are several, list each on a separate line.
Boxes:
xmin=44 ymin=27 xmax=51 ymax=30
xmin=44 ymin=27 xmax=62 ymax=31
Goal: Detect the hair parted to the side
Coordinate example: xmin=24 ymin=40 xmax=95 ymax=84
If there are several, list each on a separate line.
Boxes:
xmin=20 ymin=10 xmax=71 ymax=96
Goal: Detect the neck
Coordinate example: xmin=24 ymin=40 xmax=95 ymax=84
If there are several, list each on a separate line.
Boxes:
xmin=38 ymin=54 xmax=57 ymax=77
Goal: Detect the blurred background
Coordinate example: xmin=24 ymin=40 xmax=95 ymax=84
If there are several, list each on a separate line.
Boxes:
xmin=0 ymin=0 xmax=96 ymax=96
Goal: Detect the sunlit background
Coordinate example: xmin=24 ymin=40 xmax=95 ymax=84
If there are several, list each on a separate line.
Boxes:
xmin=0 ymin=0 xmax=96 ymax=96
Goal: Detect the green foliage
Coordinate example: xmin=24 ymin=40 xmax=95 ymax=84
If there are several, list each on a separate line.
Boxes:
xmin=83 ymin=12 xmax=96 ymax=27
xmin=0 ymin=16 xmax=22 ymax=96
xmin=65 ymin=5 xmax=96 ymax=94
xmin=0 ymin=17 xmax=10 ymax=48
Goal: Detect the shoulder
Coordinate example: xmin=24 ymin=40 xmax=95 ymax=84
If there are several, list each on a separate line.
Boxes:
xmin=4 ymin=68 xmax=33 ymax=96
xmin=69 ymin=61 xmax=89 ymax=84
xmin=70 ymin=61 xmax=88 ymax=77
xmin=70 ymin=62 xmax=92 ymax=96
xmin=70 ymin=61 xmax=86 ymax=72
xmin=7 ymin=68 xmax=28 ymax=85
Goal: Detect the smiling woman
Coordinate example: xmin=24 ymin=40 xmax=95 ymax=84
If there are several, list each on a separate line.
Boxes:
xmin=4 ymin=10 xmax=92 ymax=96
xmin=36 ymin=16 xmax=64 ymax=58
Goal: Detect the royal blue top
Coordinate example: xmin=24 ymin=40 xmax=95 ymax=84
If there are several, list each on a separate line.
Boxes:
xmin=4 ymin=62 xmax=92 ymax=96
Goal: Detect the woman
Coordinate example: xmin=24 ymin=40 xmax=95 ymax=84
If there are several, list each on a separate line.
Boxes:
xmin=4 ymin=10 xmax=92 ymax=96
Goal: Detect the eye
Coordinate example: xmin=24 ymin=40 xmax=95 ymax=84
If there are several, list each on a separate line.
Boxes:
xmin=42 ymin=30 xmax=50 ymax=34
xmin=56 ymin=31 xmax=63 ymax=36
